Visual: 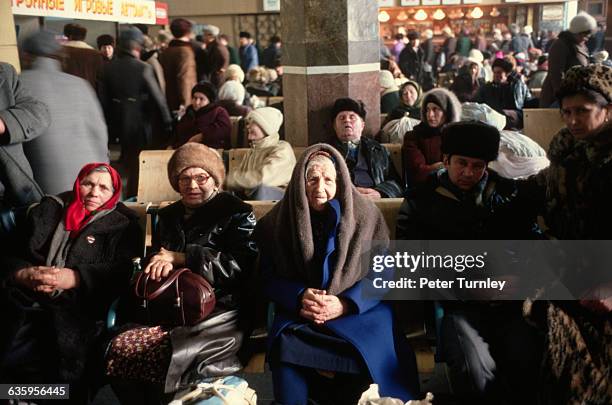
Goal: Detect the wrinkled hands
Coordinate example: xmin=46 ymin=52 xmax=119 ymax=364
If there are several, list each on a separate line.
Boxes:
xmin=14 ymin=266 xmax=80 ymax=293
xmin=300 ymin=288 xmax=349 ymax=324
xmin=356 ymin=187 xmax=382 ymax=200
xmin=144 ymin=248 xmax=185 ymax=281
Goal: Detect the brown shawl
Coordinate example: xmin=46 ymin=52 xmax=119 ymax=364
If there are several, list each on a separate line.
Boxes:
xmin=254 ymin=143 xmax=389 ymax=295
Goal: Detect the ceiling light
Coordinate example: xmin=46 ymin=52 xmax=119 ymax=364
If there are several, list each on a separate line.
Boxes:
xmin=414 ymin=9 xmax=428 ymax=21
xmin=378 ymin=10 xmax=390 ymax=22
xmin=433 ymin=9 xmax=446 ymax=20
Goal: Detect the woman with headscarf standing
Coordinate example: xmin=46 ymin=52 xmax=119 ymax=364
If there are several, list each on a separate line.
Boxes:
xmin=0 ymin=163 xmax=142 ymax=402
xmin=523 ymin=64 xmax=612 ymax=404
xmin=402 ymin=88 xmax=461 ymax=188
xmin=255 ymin=144 xmax=420 ymax=405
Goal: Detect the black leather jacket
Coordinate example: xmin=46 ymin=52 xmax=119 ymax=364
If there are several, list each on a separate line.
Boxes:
xmin=332 ymin=136 xmax=404 ymax=198
xmin=153 ymin=192 xmax=258 ymax=306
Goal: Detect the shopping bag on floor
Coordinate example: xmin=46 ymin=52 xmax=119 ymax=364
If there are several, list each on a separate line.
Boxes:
xmin=169 ymin=375 xmax=257 ymax=405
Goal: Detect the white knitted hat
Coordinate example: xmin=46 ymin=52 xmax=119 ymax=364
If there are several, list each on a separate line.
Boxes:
xmin=218 ymin=80 xmax=246 ymax=104
xmin=247 ymin=107 xmax=283 ymax=137
xmin=569 ymin=12 xmax=597 ymax=34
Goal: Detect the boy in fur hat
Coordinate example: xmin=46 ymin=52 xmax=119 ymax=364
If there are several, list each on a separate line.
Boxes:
xmin=396 ymin=120 xmax=543 ymax=404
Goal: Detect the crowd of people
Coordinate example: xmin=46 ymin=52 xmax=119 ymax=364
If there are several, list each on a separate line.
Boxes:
xmin=0 ymin=9 xmax=610 ymax=405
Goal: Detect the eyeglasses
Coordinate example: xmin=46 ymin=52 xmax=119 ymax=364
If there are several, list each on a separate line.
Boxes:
xmin=178 ymin=174 xmax=211 ymax=187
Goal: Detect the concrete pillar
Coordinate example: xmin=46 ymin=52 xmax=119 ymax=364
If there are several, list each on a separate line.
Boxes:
xmin=0 ymin=2 xmax=20 ymax=71
xmin=281 ymin=0 xmax=380 ymax=146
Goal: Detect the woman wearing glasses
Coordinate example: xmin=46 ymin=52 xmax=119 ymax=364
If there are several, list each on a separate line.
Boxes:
xmin=110 ymin=143 xmax=258 ymax=401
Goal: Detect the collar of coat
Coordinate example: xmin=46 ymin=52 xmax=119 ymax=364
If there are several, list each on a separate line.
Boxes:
xmin=251 ymin=133 xmax=280 ymax=149
xmin=548 ymin=125 xmax=612 ymax=168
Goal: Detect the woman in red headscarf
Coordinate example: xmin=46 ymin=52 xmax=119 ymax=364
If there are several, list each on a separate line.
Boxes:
xmin=0 ymin=163 xmax=142 ymax=403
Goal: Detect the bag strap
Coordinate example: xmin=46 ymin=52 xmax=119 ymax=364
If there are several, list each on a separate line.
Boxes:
xmin=134 ymin=268 xmax=191 ymax=300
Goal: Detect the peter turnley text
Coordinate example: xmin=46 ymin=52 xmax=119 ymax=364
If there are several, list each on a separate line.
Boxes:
xmin=373 ymin=277 xmax=507 ymax=291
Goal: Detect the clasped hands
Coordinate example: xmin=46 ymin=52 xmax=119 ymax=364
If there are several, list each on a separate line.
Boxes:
xmin=14 ymin=266 xmax=80 ymax=293
xmin=144 ymin=247 xmax=185 ymax=281
xmin=300 ymin=288 xmax=349 ymax=324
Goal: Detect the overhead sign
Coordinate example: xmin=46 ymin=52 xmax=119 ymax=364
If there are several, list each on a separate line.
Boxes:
xmin=263 ymin=0 xmax=280 ymax=12
xmin=155 ymin=1 xmax=168 ymax=25
xmin=11 ymin=0 xmax=157 ymax=24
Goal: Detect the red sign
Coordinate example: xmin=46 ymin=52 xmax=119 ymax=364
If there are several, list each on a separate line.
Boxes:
xmin=155 ymin=1 xmax=168 ymax=25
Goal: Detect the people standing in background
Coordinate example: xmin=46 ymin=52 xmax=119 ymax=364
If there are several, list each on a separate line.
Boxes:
xmin=96 ymin=34 xmax=115 ymax=62
xmin=62 ymin=23 xmax=105 ymax=91
xmin=21 ymin=30 xmax=109 ymax=196
xmin=219 ymin=34 xmax=241 ymax=66
xmin=200 ymin=24 xmax=229 ymax=89
xmin=262 ymin=35 xmax=282 ymax=69
xmin=399 ymin=31 xmax=424 ymax=84
xmin=390 ymin=33 xmax=406 ymax=60
xmin=441 ymin=27 xmax=457 ymax=62
xmin=587 ymin=22 xmax=606 ymax=54
xmin=160 ymin=18 xmax=197 ymax=112
xmin=239 ymin=31 xmax=259 ymax=75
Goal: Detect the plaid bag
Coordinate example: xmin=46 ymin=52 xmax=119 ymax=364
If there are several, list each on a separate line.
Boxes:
xmin=105 ymin=325 xmax=172 ymax=383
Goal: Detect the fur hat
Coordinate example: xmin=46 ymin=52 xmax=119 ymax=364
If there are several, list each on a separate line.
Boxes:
xmin=64 ymin=23 xmax=87 ymax=41
xmin=218 ymin=80 xmax=246 ymax=104
xmin=492 ymin=58 xmax=514 ymax=73
xmin=331 ymin=98 xmax=366 ymax=121
xmin=559 ymin=64 xmax=612 ymax=103
xmin=201 ymin=24 xmax=220 ymax=36
xmin=118 ymin=26 xmax=144 ymax=48
xmin=407 ymin=31 xmax=419 ymax=41
xmin=167 ymin=143 xmax=225 ymax=191
xmin=421 ymin=88 xmax=462 ymax=123
xmin=191 ymin=82 xmax=217 ymax=102
xmin=569 ymin=12 xmax=597 ymax=34
xmin=239 ymin=31 xmax=252 ymax=39
xmin=225 ymin=64 xmax=245 ymax=83
xmin=22 ymin=30 xmax=61 ymax=57
xmin=441 ymin=121 xmax=500 ymax=162
xmin=247 ymin=107 xmax=284 ymax=137
xmin=96 ymin=34 xmax=115 ymax=48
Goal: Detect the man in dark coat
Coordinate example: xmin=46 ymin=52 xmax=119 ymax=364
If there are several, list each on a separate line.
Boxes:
xmin=200 ymin=24 xmax=230 ymax=89
xmin=261 ymin=35 xmax=282 ymax=69
xmin=398 ymin=31 xmax=425 ymax=84
xmin=100 ymin=26 xmax=172 ymax=198
xmin=329 ymin=98 xmax=404 ymax=198
xmin=396 ymin=121 xmax=542 ymax=405
xmin=0 ymin=62 xmax=50 ymax=209
xmin=61 ymin=23 xmax=105 ymax=91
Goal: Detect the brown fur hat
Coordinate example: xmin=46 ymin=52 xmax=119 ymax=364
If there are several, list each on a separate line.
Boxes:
xmin=167 ymin=143 xmax=225 ymax=191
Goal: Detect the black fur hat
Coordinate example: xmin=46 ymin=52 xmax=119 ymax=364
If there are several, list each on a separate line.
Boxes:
xmin=331 ymin=98 xmax=366 ymax=121
xmin=441 ymin=121 xmax=500 ymax=162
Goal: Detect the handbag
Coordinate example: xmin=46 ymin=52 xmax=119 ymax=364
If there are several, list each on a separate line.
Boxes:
xmin=133 ymin=268 xmax=216 ymax=327
xmin=169 ymin=376 xmax=257 ymax=405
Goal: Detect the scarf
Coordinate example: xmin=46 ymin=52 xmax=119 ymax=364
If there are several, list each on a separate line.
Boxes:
xmin=64 ymin=163 xmax=122 ymax=237
xmin=254 ymin=144 xmax=389 ymax=295
xmin=413 ymin=121 xmax=443 ymax=139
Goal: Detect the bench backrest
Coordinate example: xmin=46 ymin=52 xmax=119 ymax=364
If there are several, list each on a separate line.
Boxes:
xmin=139 ymin=144 xmax=403 ymax=204
xmin=522 ymin=108 xmax=564 ymax=151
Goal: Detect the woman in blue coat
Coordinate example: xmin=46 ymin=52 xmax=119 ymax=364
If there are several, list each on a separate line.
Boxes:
xmin=254 ymin=143 xmax=420 ymax=405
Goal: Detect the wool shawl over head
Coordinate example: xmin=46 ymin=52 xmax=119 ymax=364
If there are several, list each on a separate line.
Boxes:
xmin=254 ymin=143 xmax=389 ymax=295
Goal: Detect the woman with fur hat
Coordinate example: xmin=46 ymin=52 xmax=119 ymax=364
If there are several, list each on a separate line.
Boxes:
xmin=225 ymin=107 xmax=296 ymax=200
xmin=522 ymin=64 xmax=612 ymax=403
xmin=255 ymin=143 xmax=420 ymax=404
xmin=110 ymin=143 xmax=258 ymax=399
xmin=174 ymin=82 xmax=231 ymax=148
xmin=540 ymin=11 xmax=596 ymax=107
xmin=402 ymin=88 xmax=462 ymax=187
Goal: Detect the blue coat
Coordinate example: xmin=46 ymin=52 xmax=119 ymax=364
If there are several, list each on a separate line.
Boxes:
xmin=263 ymin=200 xmax=420 ymax=401
xmin=240 ymin=44 xmax=259 ymax=74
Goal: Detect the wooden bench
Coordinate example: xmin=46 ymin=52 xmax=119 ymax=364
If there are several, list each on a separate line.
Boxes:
xmin=523 ymin=108 xmax=565 ymax=151
xmin=138 ymin=144 xmax=403 ymax=204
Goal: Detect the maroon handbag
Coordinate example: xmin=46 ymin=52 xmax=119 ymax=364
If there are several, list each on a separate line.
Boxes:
xmin=133 ymin=268 xmax=216 ymax=327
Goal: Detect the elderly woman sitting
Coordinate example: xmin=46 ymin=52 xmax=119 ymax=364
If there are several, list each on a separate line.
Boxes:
xmin=0 ymin=163 xmax=142 ymax=402
xmin=108 ymin=144 xmax=258 ymax=401
xmin=225 ymin=107 xmax=295 ymax=200
xmin=255 ymin=144 xmax=420 ymax=404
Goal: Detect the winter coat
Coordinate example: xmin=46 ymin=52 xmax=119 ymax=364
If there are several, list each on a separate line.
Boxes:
xmin=202 ymin=40 xmax=229 ymax=88
xmin=443 ymin=36 xmax=457 ymax=59
xmin=225 ymin=133 xmax=296 ymax=195
xmin=402 ymin=122 xmax=443 ymax=187
xmin=152 ymin=193 xmax=257 ymax=391
xmin=101 ymin=51 xmax=172 ymax=150
xmin=477 ymin=74 xmax=531 ymax=114
xmin=331 ymin=136 xmax=404 ymax=198
xmin=261 ymin=44 xmax=281 ymax=69
xmin=2 ymin=194 xmax=142 ymax=383
xmin=528 ymin=70 xmax=547 ymax=90
xmin=381 ymin=90 xmax=401 ymax=114
xmin=160 ymin=40 xmax=198 ymax=111
xmin=174 ymin=104 xmax=231 ymax=149
xmin=396 ymin=170 xmax=541 ymax=240
xmin=215 ymin=100 xmax=251 ymax=118
xmin=511 ymin=34 xmax=534 ymax=55
xmin=540 ymin=31 xmax=589 ymax=107
xmin=0 ymin=62 xmax=50 ymax=207
xmin=456 ymin=35 xmax=472 ymax=57
xmin=21 ymin=57 xmax=109 ymax=195
xmin=142 ymin=49 xmax=166 ymax=95
xmin=240 ymin=44 xmax=259 ymax=74
xmin=61 ymin=42 xmax=105 ymax=90
xmin=398 ymin=46 xmax=424 ymax=83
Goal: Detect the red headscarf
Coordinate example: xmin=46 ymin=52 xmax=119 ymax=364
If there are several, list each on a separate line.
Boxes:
xmin=65 ymin=163 xmax=122 ymax=235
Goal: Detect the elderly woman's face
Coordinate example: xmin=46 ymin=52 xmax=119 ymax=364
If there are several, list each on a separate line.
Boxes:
xmin=561 ymin=94 xmax=610 ymax=139
xmin=305 ymin=161 xmax=337 ymax=211
xmin=425 ymin=102 xmax=445 ymax=128
xmin=178 ymin=167 xmax=216 ymax=208
xmin=80 ymin=171 xmax=114 ymax=212
xmin=247 ymin=122 xmax=266 ymax=142
xmin=334 ymin=111 xmax=365 ymax=143
xmin=401 ymin=85 xmax=418 ymax=106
